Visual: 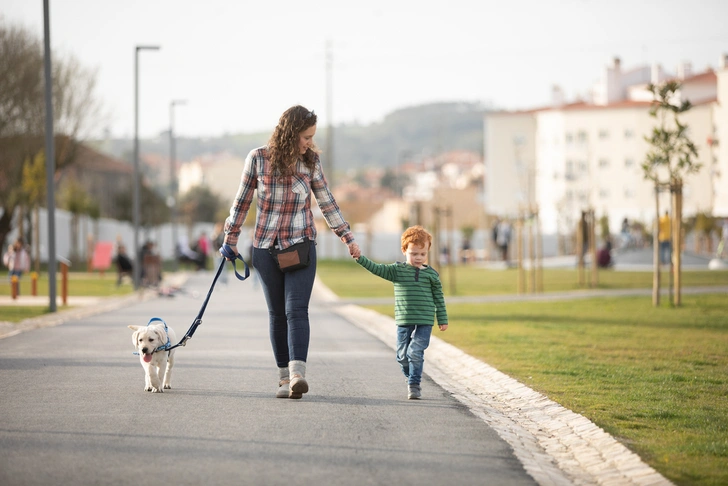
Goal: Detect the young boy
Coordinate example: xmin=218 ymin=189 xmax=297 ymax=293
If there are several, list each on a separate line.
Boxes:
xmin=354 ymin=225 xmax=448 ymax=399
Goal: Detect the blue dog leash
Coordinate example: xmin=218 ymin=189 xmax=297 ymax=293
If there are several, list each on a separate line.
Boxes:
xmin=165 ymin=245 xmax=249 ymax=352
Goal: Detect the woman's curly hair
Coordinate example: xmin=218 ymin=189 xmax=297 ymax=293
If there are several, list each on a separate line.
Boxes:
xmin=267 ymin=105 xmax=318 ymax=177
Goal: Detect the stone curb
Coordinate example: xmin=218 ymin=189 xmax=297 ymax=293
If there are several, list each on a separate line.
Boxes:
xmin=313 ymin=278 xmax=674 ymax=486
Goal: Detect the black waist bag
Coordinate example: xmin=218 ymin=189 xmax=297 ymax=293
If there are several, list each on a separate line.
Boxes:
xmin=269 ymin=238 xmax=312 ymax=272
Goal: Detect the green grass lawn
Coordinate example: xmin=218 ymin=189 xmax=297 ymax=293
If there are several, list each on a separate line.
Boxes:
xmin=0 ymin=271 xmax=134 ymax=322
xmin=317 ymin=260 xmax=728 ymax=486
xmin=316 ymin=259 xmax=728 ymax=297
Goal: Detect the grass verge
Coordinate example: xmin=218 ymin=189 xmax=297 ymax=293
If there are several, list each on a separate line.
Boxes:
xmin=317 ymin=260 xmax=728 ymax=486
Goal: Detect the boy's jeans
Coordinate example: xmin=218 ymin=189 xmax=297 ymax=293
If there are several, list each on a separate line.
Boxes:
xmin=396 ymin=325 xmax=433 ymax=385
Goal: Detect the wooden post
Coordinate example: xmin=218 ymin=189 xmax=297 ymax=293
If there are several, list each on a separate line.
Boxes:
xmin=673 ymin=181 xmax=683 ymax=306
xmin=577 ymin=211 xmax=585 ymax=287
xmin=446 ymin=206 xmax=456 ymax=296
xmin=653 ymin=185 xmax=660 ymax=306
xmin=589 ymin=209 xmax=598 ymax=288
xmin=528 ymin=209 xmax=535 ymax=293
xmin=11 ymin=275 xmax=19 ymax=300
xmin=31 ymin=272 xmax=38 ymax=296
xmin=61 ymin=261 xmax=68 ymax=306
xmin=517 ymin=212 xmax=525 ymax=295
xmin=535 ymin=208 xmax=543 ymax=293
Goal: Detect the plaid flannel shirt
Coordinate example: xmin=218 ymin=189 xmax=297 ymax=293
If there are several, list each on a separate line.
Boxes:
xmin=223 ymin=146 xmax=355 ymax=250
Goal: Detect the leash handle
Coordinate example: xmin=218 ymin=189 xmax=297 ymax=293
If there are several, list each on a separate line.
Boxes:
xmin=220 ymin=244 xmax=250 ymax=281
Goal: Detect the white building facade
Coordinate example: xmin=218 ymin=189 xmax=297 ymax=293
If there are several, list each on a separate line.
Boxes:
xmin=485 ymin=55 xmax=727 ymax=239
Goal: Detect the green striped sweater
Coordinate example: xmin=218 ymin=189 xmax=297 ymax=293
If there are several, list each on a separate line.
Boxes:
xmin=356 ymin=255 xmax=448 ymax=327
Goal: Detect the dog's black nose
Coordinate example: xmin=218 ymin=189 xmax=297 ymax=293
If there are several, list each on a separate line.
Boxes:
xmin=142 ymin=347 xmax=149 ymax=354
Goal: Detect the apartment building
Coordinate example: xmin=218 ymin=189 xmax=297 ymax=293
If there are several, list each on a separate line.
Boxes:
xmin=485 ymin=55 xmax=728 ymax=238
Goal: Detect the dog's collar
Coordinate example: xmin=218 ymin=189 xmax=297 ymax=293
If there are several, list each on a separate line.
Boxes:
xmin=132 ymin=317 xmax=172 ymax=355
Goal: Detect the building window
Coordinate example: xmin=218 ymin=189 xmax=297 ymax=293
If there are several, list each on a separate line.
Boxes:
xmin=624 ymin=188 xmax=635 ymax=198
xmin=578 ymin=160 xmax=588 ymax=172
xmin=565 ymin=133 xmax=573 ymax=145
xmin=624 ymin=128 xmax=634 ymax=139
xmin=625 ymin=158 xmax=635 ymax=168
xmin=599 ymin=189 xmax=610 ymax=198
xmin=577 ymin=131 xmax=588 ymax=144
xmin=598 ymin=129 xmax=609 ymax=139
xmin=566 ymin=190 xmax=573 ymax=201
xmin=578 ymin=192 xmax=588 ymax=202
xmin=599 ymin=159 xmax=610 ymax=169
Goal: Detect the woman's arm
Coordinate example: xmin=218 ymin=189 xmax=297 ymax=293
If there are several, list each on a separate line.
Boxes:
xmin=224 ymin=149 xmax=259 ymax=246
xmin=310 ymin=158 xmax=355 ymax=245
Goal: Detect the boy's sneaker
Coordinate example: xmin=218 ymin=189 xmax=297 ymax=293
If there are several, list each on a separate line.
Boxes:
xmin=407 ymin=384 xmax=421 ymax=400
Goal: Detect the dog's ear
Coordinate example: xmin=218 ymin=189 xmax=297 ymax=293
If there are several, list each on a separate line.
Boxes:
xmin=130 ymin=329 xmax=139 ymax=347
xmin=128 ymin=325 xmax=142 ymax=331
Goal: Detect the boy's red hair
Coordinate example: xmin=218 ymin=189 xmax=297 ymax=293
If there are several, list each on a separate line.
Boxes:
xmin=401 ymin=225 xmax=432 ymax=252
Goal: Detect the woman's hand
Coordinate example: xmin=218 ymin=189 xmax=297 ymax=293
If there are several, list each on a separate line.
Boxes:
xmin=220 ymin=244 xmax=239 ymax=261
xmin=348 ymin=242 xmax=361 ymax=259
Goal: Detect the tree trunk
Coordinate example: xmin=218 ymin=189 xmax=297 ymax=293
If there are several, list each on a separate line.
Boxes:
xmin=589 ymin=209 xmax=598 ymax=288
xmin=653 ymin=185 xmax=660 ymax=306
xmin=673 ymin=182 xmax=683 ymax=306
xmin=576 ymin=215 xmax=585 ymax=287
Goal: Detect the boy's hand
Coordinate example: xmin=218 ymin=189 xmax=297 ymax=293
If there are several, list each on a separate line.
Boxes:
xmin=348 ymin=242 xmax=361 ymax=259
xmin=438 ymin=324 xmax=448 ymax=331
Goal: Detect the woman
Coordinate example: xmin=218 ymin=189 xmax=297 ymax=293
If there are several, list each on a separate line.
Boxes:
xmin=221 ymin=105 xmax=360 ymax=399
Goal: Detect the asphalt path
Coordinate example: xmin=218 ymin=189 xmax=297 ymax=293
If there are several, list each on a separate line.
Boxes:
xmin=0 ymin=270 xmax=535 ymax=486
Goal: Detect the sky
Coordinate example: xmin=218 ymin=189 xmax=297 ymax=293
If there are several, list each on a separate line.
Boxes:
xmin=2 ymin=0 xmax=727 ymax=139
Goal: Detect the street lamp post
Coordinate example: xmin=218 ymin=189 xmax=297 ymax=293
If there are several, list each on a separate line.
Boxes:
xmin=169 ymin=99 xmax=186 ymax=271
xmin=133 ymin=45 xmax=160 ymax=289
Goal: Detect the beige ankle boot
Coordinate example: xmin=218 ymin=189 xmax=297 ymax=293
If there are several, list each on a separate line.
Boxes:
xmin=288 ymin=360 xmax=308 ymax=399
xmin=276 ymin=367 xmax=290 ymax=398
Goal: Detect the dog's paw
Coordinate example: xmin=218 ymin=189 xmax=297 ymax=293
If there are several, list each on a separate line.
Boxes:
xmin=163 ymin=384 xmax=171 ymax=389
xmin=145 ymin=386 xmax=152 ymax=392
xmin=151 ymin=387 xmax=163 ymax=393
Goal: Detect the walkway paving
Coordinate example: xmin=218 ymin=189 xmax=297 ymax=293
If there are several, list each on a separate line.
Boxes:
xmin=1 ymin=266 xmax=725 ymax=485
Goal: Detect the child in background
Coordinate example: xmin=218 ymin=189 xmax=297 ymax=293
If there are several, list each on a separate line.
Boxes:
xmin=354 ymin=225 xmax=448 ymax=399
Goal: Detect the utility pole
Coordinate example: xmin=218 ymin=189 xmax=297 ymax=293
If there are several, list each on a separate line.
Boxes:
xmin=325 ymin=39 xmax=334 ymax=185
xmin=42 ymin=0 xmax=57 ymax=312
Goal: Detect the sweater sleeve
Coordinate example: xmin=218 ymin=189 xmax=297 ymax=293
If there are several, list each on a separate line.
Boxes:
xmin=356 ymin=255 xmax=398 ymax=282
xmin=431 ymin=273 xmax=448 ymax=325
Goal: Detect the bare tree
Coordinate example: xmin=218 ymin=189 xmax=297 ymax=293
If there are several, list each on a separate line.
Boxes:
xmin=0 ymin=20 xmax=102 ymax=252
xmin=642 ymin=80 xmax=701 ymax=306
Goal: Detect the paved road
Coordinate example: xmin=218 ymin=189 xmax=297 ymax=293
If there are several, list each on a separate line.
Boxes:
xmin=0 ymin=271 xmax=535 ymax=486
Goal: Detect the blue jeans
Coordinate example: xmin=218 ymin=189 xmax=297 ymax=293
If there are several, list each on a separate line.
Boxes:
xmin=659 ymin=240 xmax=671 ymax=265
xmin=396 ymin=325 xmax=433 ymax=385
xmin=253 ymin=243 xmax=317 ymax=368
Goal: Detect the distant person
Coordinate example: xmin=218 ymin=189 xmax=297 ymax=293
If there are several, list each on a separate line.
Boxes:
xmin=491 ymin=218 xmax=500 ymax=260
xmin=3 ymin=238 xmax=30 ymax=295
xmin=354 ymin=225 xmax=448 ymax=400
xmin=196 ymin=232 xmax=211 ymax=270
xmin=212 ymin=222 xmax=228 ymax=284
xmin=620 ymin=217 xmax=631 ymax=248
xmin=658 ymin=211 xmax=671 ymax=265
xmin=114 ymin=244 xmax=134 ymax=286
xmin=597 ymin=239 xmax=613 ymax=268
xmin=177 ymin=236 xmax=205 ymax=270
xmin=496 ymin=219 xmax=512 ymax=262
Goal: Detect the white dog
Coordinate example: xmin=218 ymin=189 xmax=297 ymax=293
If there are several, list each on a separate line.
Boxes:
xmin=129 ymin=319 xmax=177 ymax=393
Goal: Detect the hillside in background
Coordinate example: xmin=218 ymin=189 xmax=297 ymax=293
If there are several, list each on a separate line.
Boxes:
xmin=91 ymin=101 xmax=489 ymax=176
